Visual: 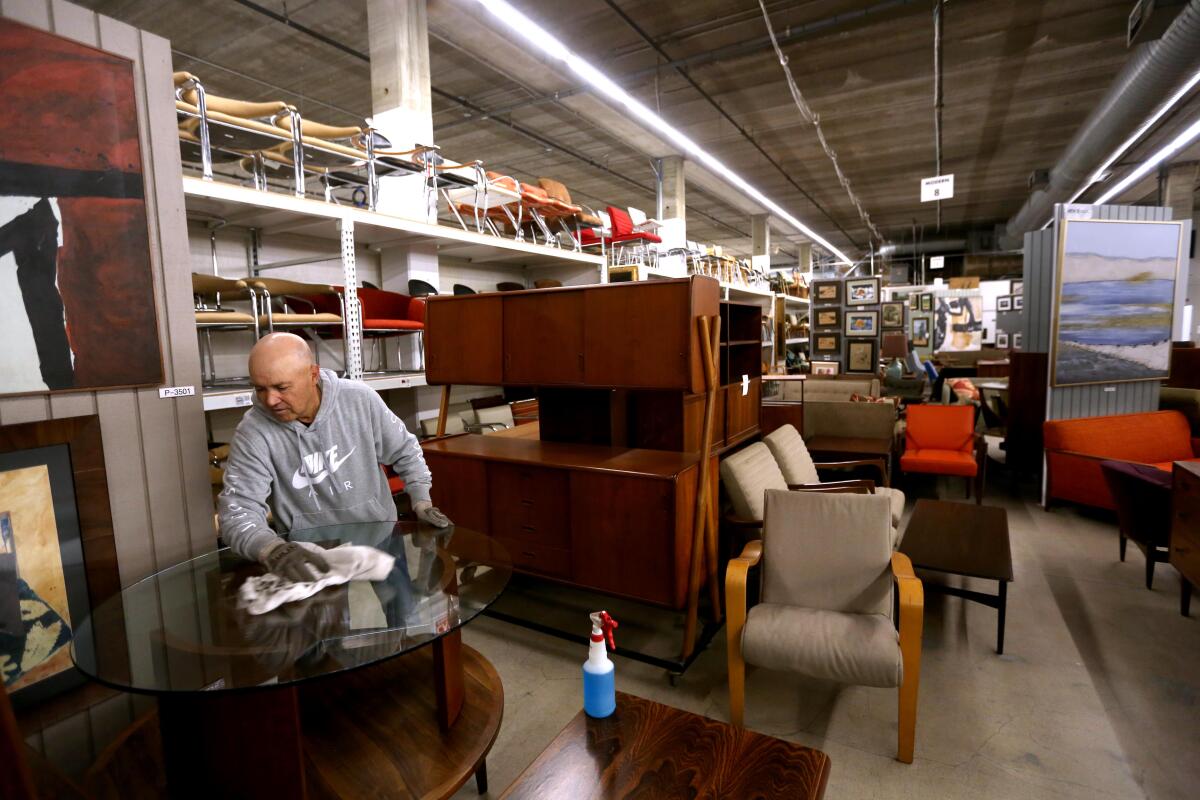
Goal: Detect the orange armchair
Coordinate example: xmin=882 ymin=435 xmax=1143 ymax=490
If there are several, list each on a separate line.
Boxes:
xmin=900 ymin=404 xmax=986 ymax=504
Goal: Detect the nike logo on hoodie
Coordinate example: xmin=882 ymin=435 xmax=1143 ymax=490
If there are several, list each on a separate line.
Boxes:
xmin=292 ymin=445 xmax=357 ymax=489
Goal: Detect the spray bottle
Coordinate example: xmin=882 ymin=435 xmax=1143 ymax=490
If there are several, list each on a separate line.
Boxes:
xmin=583 ymin=610 xmax=618 ymax=718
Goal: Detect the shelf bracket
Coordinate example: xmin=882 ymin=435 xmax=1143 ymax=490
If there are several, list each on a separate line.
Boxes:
xmin=340 ymin=218 xmax=363 ymax=380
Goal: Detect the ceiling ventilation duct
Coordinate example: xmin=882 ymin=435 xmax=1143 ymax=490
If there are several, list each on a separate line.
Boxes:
xmin=1004 ymin=0 xmax=1200 ymax=243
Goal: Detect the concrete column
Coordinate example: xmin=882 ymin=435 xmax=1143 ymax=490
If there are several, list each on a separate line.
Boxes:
xmin=1164 ymin=162 xmax=1198 ymax=340
xmin=751 ymin=214 xmax=770 ymax=257
xmin=661 ymin=156 xmax=686 ymax=222
xmin=798 ymin=242 xmax=813 ymax=273
xmin=368 ymin=0 xmax=434 ymax=220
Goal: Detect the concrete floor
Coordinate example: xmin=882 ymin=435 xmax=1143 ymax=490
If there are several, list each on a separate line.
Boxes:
xmin=453 ymin=480 xmax=1200 ymax=800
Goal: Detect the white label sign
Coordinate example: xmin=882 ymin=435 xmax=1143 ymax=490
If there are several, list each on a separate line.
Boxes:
xmin=1064 ymin=203 xmax=1094 ymax=220
xmin=234 ymin=392 xmax=253 ymax=407
xmin=930 ymin=255 xmax=945 ymax=270
xmin=742 ymin=374 xmax=750 ymax=396
xmin=158 ymin=385 xmax=195 ymax=399
xmin=920 ymin=174 xmax=954 ymax=202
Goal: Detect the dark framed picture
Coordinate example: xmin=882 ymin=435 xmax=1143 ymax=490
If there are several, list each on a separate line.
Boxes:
xmin=997 ymin=296 xmax=1012 ymax=312
xmin=996 ymin=331 xmax=1010 ymax=348
xmin=814 ymin=308 xmax=841 ymax=330
xmin=844 ymin=310 xmax=879 ymax=337
xmin=909 ymin=293 xmax=921 ymax=310
xmin=1013 ymin=294 xmax=1024 ymax=311
xmin=0 ymin=19 xmax=163 ymax=398
xmin=911 ymin=315 xmax=931 ymax=347
xmin=921 ymin=293 xmax=933 ymax=312
xmin=813 ymin=332 xmax=841 ymax=354
xmin=1011 ymin=280 xmax=1024 ymax=295
xmin=881 ymin=302 xmax=905 ymax=328
xmin=1013 ymin=332 xmax=1023 ymax=350
xmin=846 ymin=338 xmax=878 ymax=373
xmin=0 ymin=416 xmax=119 ymax=709
xmin=845 ymin=277 xmax=881 ymax=306
xmin=811 ymin=361 xmax=840 ymax=376
xmin=811 ymin=280 xmax=842 ymax=304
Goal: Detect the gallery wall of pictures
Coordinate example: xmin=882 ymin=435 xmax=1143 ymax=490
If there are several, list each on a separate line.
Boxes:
xmin=994 ymin=280 xmax=1024 ymax=350
xmin=810 ymin=277 xmax=900 ymax=375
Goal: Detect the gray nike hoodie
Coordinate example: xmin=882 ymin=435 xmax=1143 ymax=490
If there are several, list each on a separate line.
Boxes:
xmin=218 ymin=368 xmax=432 ymax=560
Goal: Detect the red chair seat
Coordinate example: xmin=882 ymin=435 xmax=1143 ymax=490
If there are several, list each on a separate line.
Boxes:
xmin=362 ymin=318 xmax=423 ymax=331
xmin=579 ymin=228 xmax=603 ymax=245
xmin=901 ymin=448 xmax=978 ymax=477
xmin=1151 ymin=457 xmax=1200 ymax=472
xmin=611 ymin=231 xmax=662 ymax=244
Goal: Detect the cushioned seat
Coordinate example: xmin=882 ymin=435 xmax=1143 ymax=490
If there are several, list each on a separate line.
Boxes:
xmin=742 ymin=604 xmax=902 ymax=687
xmin=255 ymin=312 xmax=342 ymax=325
xmin=361 ymin=318 xmax=423 ymax=330
xmin=195 ymin=310 xmax=254 ymax=325
xmin=900 ymin=448 xmax=978 ymax=477
xmin=1151 ymin=458 xmax=1200 ymax=472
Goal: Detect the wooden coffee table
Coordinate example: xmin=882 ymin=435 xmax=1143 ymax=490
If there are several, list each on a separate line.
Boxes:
xmin=900 ymin=499 xmax=1014 ymax=653
xmin=500 ymin=692 xmax=831 ymax=799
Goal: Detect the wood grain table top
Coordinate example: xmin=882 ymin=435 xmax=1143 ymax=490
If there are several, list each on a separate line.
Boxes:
xmin=500 ymin=692 xmax=831 ymax=799
xmin=422 ymin=435 xmax=701 ymax=478
xmin=900 ymin=499 xmax=1013 ymax=582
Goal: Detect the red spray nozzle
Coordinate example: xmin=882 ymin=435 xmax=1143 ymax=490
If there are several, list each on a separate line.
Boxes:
xmin=591 ymin=610 xmax=619 ymax=651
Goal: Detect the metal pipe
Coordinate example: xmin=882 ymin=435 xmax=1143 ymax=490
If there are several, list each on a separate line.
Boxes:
xmin=933 ymin=0 xmax=945 ymax=231
xmin=1006 ymin=0 xmax=1200 ymax=237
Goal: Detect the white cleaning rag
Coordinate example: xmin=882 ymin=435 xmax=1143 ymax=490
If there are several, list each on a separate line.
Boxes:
xmin=237 ymin=542 xmax=396 ymax=615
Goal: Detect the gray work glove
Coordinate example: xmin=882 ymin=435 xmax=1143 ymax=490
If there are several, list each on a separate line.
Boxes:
xmin=261 ymin=540 xmax=331 ymax=583
xmin=413 ymin=500 xmax=452 ymax=528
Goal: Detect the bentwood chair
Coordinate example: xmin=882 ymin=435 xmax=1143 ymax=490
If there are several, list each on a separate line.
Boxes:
xmin=244 ymin=277 xmax=346 ymax=368
xmin=726 ymin=489 xmax=924 ymax=762
xmin=191 ymin=273 xmax=259 ymax=387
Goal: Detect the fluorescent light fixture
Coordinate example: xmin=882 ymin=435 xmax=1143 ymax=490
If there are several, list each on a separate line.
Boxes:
xmin=1042 ymin=68 xmax=1200 ymax=227
xmin=474 ymin=0 xmax=853 ymax=265
xmin=1093 ymin=112 xmax=1200 ymax=204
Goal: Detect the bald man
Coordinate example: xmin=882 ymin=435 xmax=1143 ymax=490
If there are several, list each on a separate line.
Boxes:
xmin=218 ymin=333 xmax=449 ymax=582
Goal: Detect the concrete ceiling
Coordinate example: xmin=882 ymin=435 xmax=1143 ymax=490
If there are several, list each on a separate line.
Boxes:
xmin=78 ymin=0 xmax=1199 ymax=261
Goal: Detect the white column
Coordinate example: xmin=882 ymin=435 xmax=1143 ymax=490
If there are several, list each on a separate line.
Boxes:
xmin=1164 ymin=163 xmax=1198 ymax=340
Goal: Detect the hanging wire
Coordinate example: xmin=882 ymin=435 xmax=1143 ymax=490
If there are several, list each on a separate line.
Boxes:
xmin=757 ymin=0 xmax=884 ymax=248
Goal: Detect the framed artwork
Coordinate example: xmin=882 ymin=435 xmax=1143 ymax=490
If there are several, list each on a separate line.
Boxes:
xmin=921 ymin=294 xmax=933 ymax=312
xmin=1052 ymin=218 xmax=1183 ymax=386
xmin=813 ymin=332 xmax=841 ymax=354
xmin=814 ymin=308 xmax=841 ymax=330
xmin=844 ymin=310 xmax=879 ymax=337
xmin=845 ymin=277 xmax=881 ymax=306
xmin=1013 ymin=294 xmax=1024 ymax=311
xmin=934 ymin=295 xmax=983 ymax=352
xmin=0 ymin=20 xmax=163 ymax=398
xmin=1013 ymin=332 xmax=1023 ymax=350
xmin=881 ymin=302 xmax=905 ymax=328
xmin=811 ymin=280 xmax=842 ymax=305
xmin=0 ymin=416 xmax=119 ymax=709
xmin=1011 ymin=280 xmax=1024 ymax=295
xmin=846 ymin=339 xmax=878 ymax=373
xmin=909 ymin=293 xmax=921 ymax=310
xmin=996 ymin=332 xmax=1010 ymax=348
xmin=997 ymin=296 xmax=1013 ymax=312
xmin=811 ymin=361 xmax=840 ymax=376
xmin=911 ymin=315 xmax=931 ymax=347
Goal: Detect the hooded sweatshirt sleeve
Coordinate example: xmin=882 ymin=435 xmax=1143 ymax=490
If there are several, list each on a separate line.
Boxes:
xmin=370 ymin=391 xmax=432 ymax=504
xmin=217 ymin=423 xmax=282 ymax=561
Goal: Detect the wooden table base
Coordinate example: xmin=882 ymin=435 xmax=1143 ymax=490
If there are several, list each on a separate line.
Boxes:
xmin=102 ymin=644 xmax=503 ymax=800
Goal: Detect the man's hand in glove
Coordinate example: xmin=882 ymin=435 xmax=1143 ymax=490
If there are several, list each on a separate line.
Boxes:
xmin=413 ymin=500 xmax=452 ymax=528
xmin=261 ymin=540 xmax=330 ymax=583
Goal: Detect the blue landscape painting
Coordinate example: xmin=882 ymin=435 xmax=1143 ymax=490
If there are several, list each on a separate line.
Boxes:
xmin=1053 ymin=219 xmax=1181 ymax=386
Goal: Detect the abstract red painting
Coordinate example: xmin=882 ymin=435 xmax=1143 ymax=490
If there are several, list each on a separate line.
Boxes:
xmin=0 ymin=18 xmax=162 ymax=396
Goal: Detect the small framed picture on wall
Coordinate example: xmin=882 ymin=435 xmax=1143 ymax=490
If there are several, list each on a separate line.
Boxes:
xmin=1011 ymin=280 xmax=1023 ymax=295
xmin=846 ymin=339 xmax=878 ymax=373
xmin=921 ymin=293 xmax=934 ymax=312
xmin=1013 ymin=294 xmax=1024 ymax=310
xmin=844 ymin=310 xmax=879 ymax=337
xmin=811 ymin=280 xmax=842 ymax=304
xmin=881 ymin=301 xmax=905 ymax=328
xmin=1013 ymin=332 xmax=1023 ymax=349
xmin=845 ymin=277 xmax=881 ymax=306
xmin=813 ymin=332 xmax=841 ymax=354
xmin=811 ymin=361 xmax=840 ymax=376
xmin=814 ymin=307 xmax=841 ymax=330
xmin=911 ymin=315 xmax=930 ymax=347
xmin=997 ymin=296 xmax=1012 ymax=312
xmin=909 ymin=293 xmax=921 ymax=310
xmin=996 ymin=331 xmax=1009 ymax=348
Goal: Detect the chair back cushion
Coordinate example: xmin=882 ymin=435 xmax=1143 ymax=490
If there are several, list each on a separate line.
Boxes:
xmin=762 ymin=424 xmax=820 ymax=485
xmin=1044 ymin=411 xmax=1193 ymax=464
xmin=905 ymin=404 xmax=974 ymax=453
xmin=606 ymin=206 xmax=635 ymax=237
xmin=537 ymin=177 xmax=571 ymax=204
xmin=475 ymin=404 xmax=515 ymax=428
xmin=419 ymin=416 xmax=465 ymax=436
xmin=719 ymin=443 xmax=787 ymax=521
xmin=802 ymin=401 xmax=897 ymax=441
xmin=803 ymin=377 xmax=879 ymax=402
xmin=761 ymin=489 xmax=893 ymax=615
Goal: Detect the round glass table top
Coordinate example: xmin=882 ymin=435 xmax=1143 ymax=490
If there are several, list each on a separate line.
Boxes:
xmin=71 ymin=521 xmax=510 ymax=694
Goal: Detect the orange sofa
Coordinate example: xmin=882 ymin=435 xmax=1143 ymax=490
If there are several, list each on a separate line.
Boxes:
xmin=1043 ymin=411 xmax=1200 ymax=511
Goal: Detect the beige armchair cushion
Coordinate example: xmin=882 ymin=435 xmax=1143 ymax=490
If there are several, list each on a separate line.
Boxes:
xmin=802 ymin=400 xmax=897 ymax=440
xmin=476 ymin=404 xmax=515 ymax=429
xmin=760 ymin=489 xmax=893 ymax=614
xmin=762 ymin=424 xmax=819 ymax=485
xmin=719 ymin=442 xmax=787 ymax=521
xmin=876 ymin=487 xmax=906 ymax=534
xmin=802 ymin=377 xmax=880 ymax=402
xmin=419 ymin=416 xmax=465 ymax=437
xmin=741 ymin=604 xmax=901 ymax=687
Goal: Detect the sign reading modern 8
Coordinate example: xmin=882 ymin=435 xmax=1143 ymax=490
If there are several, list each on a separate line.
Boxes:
xmin=920 ymin=174 xmax=955 ymax=202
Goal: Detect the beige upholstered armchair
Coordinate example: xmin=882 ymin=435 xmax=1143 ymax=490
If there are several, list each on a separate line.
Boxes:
xmin=726 ymin=489 xmax=924 ymax=763
xmin=719 ymin=436 xmax=903 ymax=548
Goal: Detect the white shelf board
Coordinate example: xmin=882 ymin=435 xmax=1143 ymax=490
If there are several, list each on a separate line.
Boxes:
xmin=363 ymin=372 xmax=428 ymax=391
xmin=203 ymin=372 xmax=428 ymax=411
xmin=182 ymin=177 xmax=605 ymax=271
xmin=720 ymin=282 xmax=774 ymax=301
xmin=779 ymin=294 xmax=809 ymax=307
xmin=786 ymin=337 xmax=809 ymax=345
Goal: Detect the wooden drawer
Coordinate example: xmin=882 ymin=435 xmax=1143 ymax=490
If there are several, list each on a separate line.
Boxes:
xmin=487 ymin=463 xmax=570 ymax=547
xmin=496 ymin=537 xmax=571 ymax=579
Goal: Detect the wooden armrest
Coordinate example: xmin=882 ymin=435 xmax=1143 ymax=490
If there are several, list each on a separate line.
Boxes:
xmin=373 ymin=142 xmax=439 ymax=157
xmin=814 ymin=457 xmax=889 ymax=487
xmin=274 ymin=114 xmax=363 ymax=140
xmin=789 ymin=479 xmax=876 ymax=494
xmin=179 ymin=85 xmax=293 ymax=118
xmin=430 ymin=159 xmax=481 ymax=171
xmin=892 ymin=550 xmax=923 ymax=749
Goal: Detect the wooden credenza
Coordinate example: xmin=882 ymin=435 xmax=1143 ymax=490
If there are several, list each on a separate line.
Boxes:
xmin=423 ymin=436 xmax=716 ymax=610
xmin=1171 ymin=461 xmax=1200 ymax=614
